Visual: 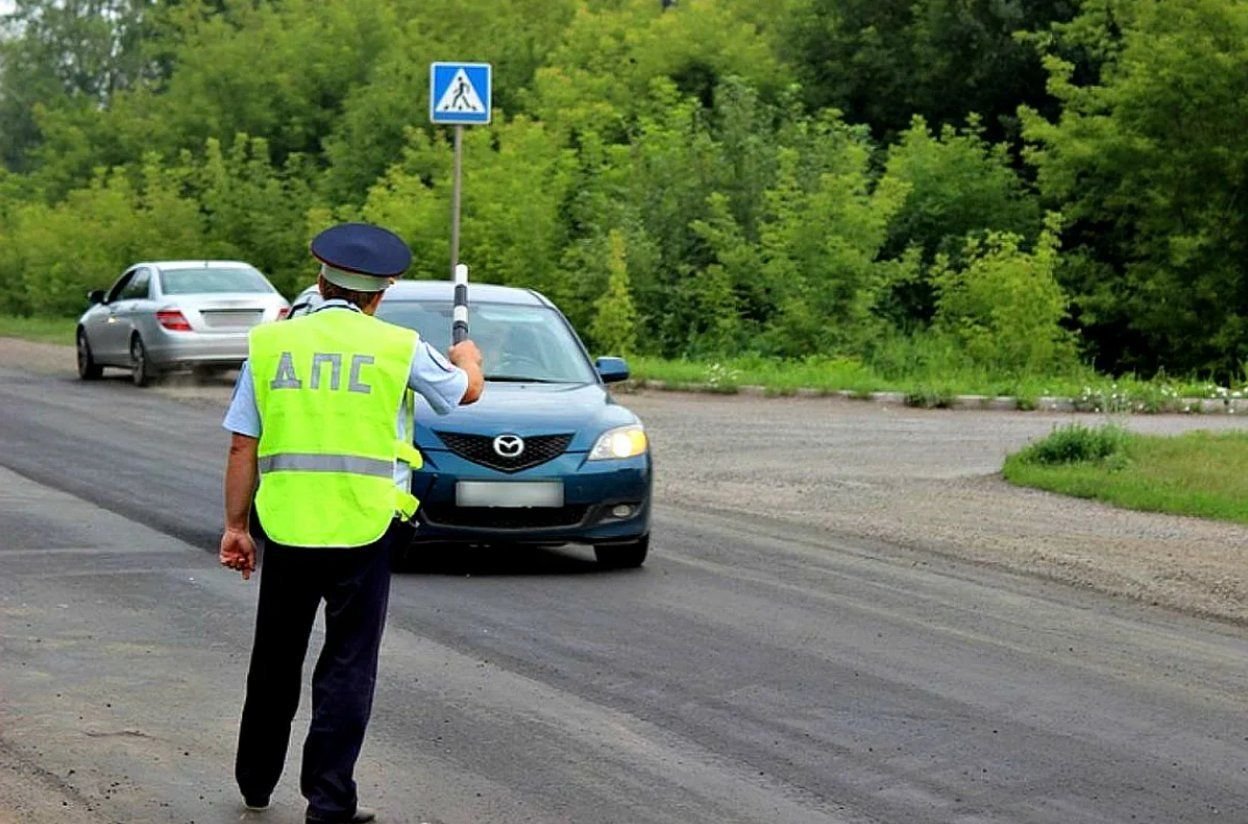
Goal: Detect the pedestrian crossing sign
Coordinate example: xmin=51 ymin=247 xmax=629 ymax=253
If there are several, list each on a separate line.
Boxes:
xmin=430 ymin=62 xmax=492 ymax=125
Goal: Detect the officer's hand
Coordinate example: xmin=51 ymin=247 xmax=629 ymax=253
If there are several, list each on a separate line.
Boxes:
xmin=448 ymin=339 xmax=482 ymax=370
xmin=219 ymin=528 xmax=257 ymax=581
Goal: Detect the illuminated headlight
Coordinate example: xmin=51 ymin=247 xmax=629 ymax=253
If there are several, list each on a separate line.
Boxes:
xmin=588 ymin=425 xmax=648 ymax=460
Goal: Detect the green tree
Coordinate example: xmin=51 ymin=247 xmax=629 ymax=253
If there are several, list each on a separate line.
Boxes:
xmin=527 ymin=0 xmax=784 ymax=141
xmin=321 ymin=0 xmax=579 ymax=204
xmin=785 ymin=0 xmax=1079 ymax=140
xmin=0 ymin=161 xmax=206 ymax=315
xmin=752 ymin=118 xmax=909 ymax=357
xmin=1023 ymin=0 xmax=1248 ymax=376
xmin=877 ymin=116 xmax=1042 ymax=327
xmin=0 ymin=0 xmax=155 ymax=170
xmin=589 ymin=229 xmax=638 ymax=355
xmin=196 ymin=134 xmax=319 ymax=296
xmin=140 ymin=0 xmax=395 ymax=165
xmin=362 ymin=115 xmax=576 ymax=303
xmin=932 ymin=216 xmax=1076 ymax=375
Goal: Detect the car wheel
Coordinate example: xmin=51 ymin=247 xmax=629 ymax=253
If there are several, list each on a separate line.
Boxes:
xmin=76 ymin=329 xmax=102 ymax=380
xmin=593 ymin=535 xmax=649 ymax=569
xmin=130 ymin=335 xmax=155 ymax=387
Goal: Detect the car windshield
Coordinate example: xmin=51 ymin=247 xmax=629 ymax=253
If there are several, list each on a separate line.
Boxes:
xmin=377 ymin=300 xmax=597 ymax=384
xmin=160 ymin=267 xmax=274 ymax=295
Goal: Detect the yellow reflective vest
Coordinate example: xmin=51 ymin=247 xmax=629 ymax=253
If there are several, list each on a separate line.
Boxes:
xmin=249 ymin=308 xmax=422 ymax=547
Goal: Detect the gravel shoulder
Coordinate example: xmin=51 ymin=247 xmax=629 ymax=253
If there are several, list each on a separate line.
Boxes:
xmin=7 ymin=335 xmax=1247 ymax=625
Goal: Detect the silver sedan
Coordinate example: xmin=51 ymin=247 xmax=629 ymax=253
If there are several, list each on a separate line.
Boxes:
xmin=76 ymin=261 xmax=290 ymax=386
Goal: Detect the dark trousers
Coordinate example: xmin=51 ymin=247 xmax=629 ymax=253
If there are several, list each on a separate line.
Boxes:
xmin=235 ymin=522 xmax=398 ymax=818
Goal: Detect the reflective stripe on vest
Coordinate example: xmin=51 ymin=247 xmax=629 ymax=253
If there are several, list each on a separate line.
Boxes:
xmin=258 ymin=453 xmax=394 ymax=477
xmin=249 ymin=309 xmax=420 ymax=547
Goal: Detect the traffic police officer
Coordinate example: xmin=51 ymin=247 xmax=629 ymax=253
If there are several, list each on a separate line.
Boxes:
xmin=219 ymin=223 xmax=484 ymax=823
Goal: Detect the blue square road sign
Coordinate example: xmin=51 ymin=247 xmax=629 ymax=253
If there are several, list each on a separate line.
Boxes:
xmin=430 ymin=62 xmax=492 ymax=125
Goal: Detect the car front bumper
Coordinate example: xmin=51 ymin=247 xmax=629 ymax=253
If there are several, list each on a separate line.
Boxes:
xmin=409 ymin=449 xmax=652 ymax=545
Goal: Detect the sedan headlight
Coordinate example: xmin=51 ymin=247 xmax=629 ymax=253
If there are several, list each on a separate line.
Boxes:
xmin=588 ymin=425 xmax=648 ymax=460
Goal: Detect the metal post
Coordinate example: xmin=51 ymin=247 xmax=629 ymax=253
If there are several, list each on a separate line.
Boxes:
xmin=449 ymin=125 xmax=469 ymax=343
xmin=449 ymin=124 xmax=463 ymax=279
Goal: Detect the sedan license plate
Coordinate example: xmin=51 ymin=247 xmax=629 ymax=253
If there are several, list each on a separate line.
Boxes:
xmin=201 ymin=310 xmax=264 ymax=329
xmin=456 ymin=481 xmax=564 ymax=508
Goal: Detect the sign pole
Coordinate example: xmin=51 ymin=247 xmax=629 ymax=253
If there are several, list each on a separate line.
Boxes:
xmin=449 ymin=127 xmax=469 ymax=344
xmin=430 ymin=61 xmax=491 ymax=345
xmin=450 ymin=124 xmax=463 ymax=280
xmin=449 ymin=124 xmax=468 ymax=343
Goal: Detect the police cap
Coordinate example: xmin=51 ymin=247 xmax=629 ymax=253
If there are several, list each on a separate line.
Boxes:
xmin=310 ymin=222 xmax=412 ymax=292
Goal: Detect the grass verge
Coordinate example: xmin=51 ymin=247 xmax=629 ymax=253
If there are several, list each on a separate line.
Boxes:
xmin=1004 ymin=424 xmax=1248 ymax=524
xmin=0 ymin=315 xmax=77 ymax=345
xmin=628 ymin=354 xmax=1246 ymax=410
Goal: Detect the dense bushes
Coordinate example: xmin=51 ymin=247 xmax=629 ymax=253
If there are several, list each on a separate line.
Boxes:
xmin=0 ymin=0 xmax=1244 ymax=378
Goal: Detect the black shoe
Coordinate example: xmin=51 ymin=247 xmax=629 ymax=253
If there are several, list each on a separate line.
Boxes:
xmin=243 ymin=796 xmax=270 ymax=812
xmin=306 ymin=805 xmax=375 ymax=823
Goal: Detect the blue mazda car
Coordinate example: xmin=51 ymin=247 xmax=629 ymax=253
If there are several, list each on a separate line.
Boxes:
xmin=292 ymin=281 xmax=653 ymax=567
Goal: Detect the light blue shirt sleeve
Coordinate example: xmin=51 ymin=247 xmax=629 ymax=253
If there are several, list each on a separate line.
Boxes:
xmin=408 ymin=339 xmax=468 ymax=415
xmin=223 ymin=361 xmax=261 ymax=437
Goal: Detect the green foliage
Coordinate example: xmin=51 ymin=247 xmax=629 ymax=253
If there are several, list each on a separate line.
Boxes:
xmin=0 ymin=160 xmax=206 ymax=315
xmin=876 ymin=116 xmax=1043 ymax=326
xmin=152 ymin=0 xmax=395 ymax=164
xmin=882 ymin=117 xmax=1042 ymax=262
xmin=0 ymin=0 xmax=155 ymax=170
xmin=322 ymin=0 xmax=579 ymax=203
xmin=527 ymin=0 xmax=784 ymax=139
xmin=1024 ymin=0 xmax=1248 ymax=377
xmin=932 ymin=215 xmax=1077 ymax=375
xmin=363 ymin=115 xmax=576 ymax=306
xmin=0 ymin=0 xmax=1241 ymax=391
xmin=1011 ymin=423 xmax=1128 ymax=466
xmin=785 ymin=0 xmax=1078 ymax=139
xmin=589 ymin=230 xmax=638 ymax=355
xmin=196 ymin=135 xmax=320 ymax=296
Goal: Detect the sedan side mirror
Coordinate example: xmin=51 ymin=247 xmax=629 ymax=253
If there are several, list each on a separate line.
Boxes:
xmin=87 ymin=289 xmax=106 ymax=306
xmin=595 ymin=356 xmax=630 ymax=383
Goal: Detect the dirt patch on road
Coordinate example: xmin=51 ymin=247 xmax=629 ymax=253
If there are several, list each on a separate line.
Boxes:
xmin=625 ymin=390 xmax=1248 ymax=625
xmin=4 ymin=336 xmax=240 ymax=404
xmin=0 ymin=337 xmax=73 ymax=376
xmin=0 ymin=743 xmax=95 ymax=824
xmin=7 ymin=335 xmax=1247 ymax=625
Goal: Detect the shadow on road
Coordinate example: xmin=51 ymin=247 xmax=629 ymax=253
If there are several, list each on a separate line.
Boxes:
xmin=394 ymin=543 xmax=631 ymax=578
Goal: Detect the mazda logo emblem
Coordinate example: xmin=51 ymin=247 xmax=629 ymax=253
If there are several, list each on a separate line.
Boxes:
xmin=493 ymin=434 xmax=525 ymax=458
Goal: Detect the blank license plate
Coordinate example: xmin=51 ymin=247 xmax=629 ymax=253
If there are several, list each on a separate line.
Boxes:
xmin=456 ymin=481 xmax=564 ymax=508
xmin=202 ymin=310 xmax=263 ymax=328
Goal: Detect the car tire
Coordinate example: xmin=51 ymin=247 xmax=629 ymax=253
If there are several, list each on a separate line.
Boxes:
xmin=76 ymin=329 xmax=102 ymax=380
xmin=130 ymin=334 xmax=156 ymax=387
xmin=594 ymin=535 xmax=649 ymax=569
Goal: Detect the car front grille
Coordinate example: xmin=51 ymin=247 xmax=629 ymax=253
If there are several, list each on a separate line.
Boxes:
xmin=434 ymin=431 xmax=573 ymax=473
xmin=421 ymin=504 xmax=588 ymax=530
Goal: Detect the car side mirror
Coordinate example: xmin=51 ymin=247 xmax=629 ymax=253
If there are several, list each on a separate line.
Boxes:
xmin=595 ymin=356 xmax=630 ymax=383
xmin=87 ymin=289 xmax=106 ymax=306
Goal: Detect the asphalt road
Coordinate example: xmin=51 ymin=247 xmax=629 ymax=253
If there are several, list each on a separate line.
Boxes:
xmin=1 ymin=362 xmax=1247 ymax=824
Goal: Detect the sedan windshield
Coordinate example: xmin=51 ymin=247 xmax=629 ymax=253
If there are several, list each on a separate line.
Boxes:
xmin=377 ymin=300 xmax=597 ymax=384
xmin=160 ymin=267 xmax=275 ymax=295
